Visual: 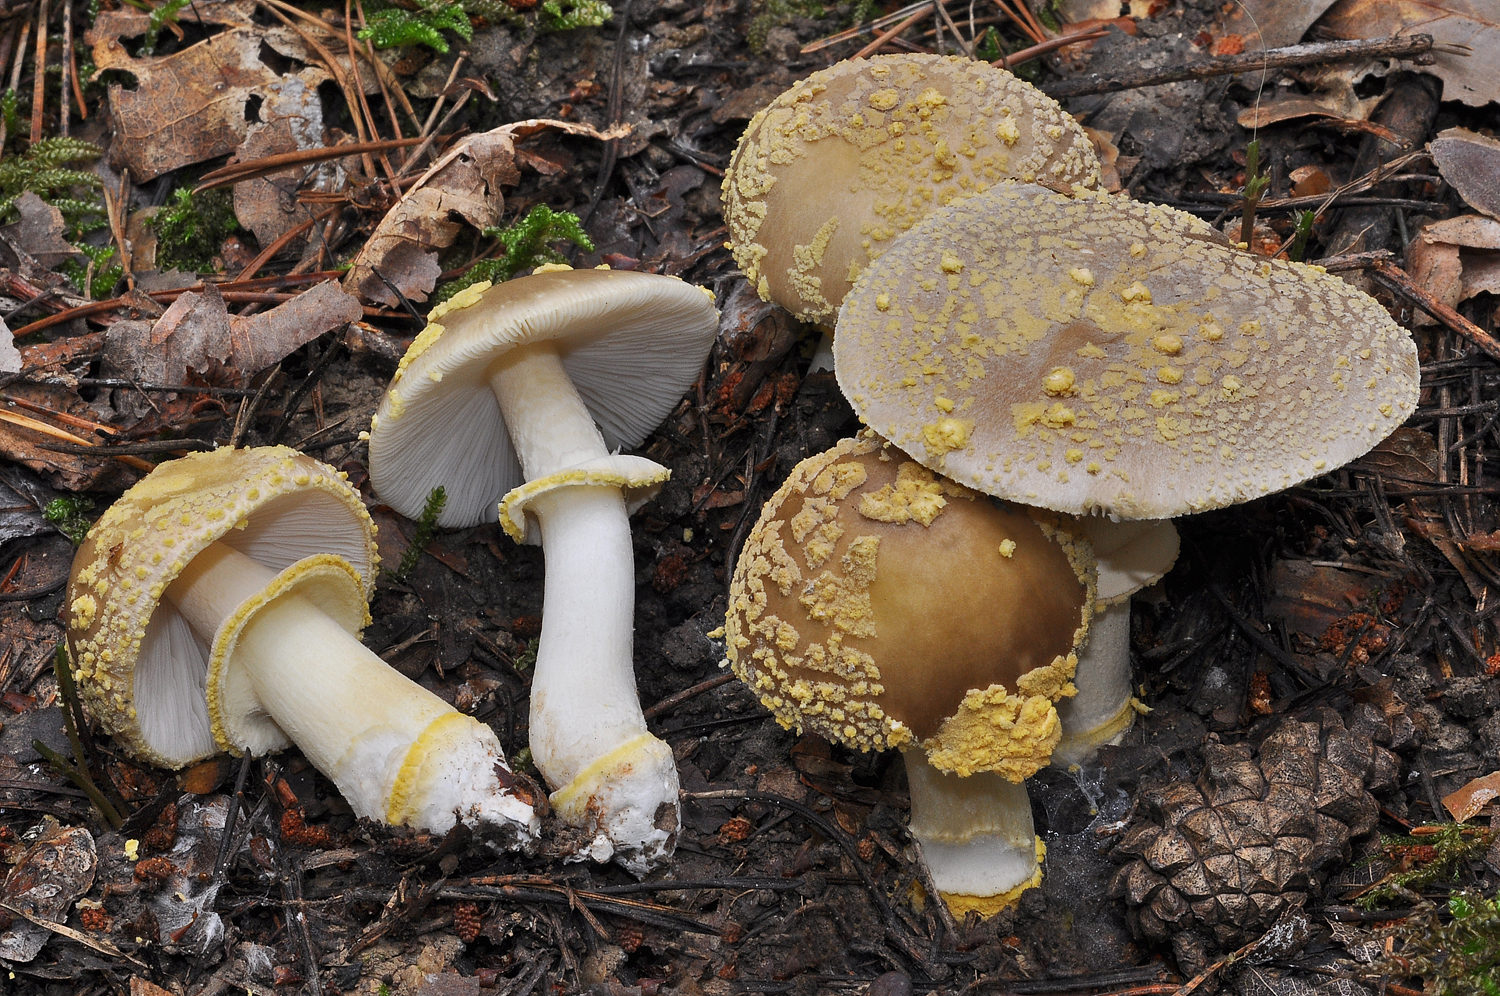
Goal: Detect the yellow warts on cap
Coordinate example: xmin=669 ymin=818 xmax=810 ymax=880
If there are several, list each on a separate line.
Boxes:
xmin=427 ymin=280 xmax=492 ymax=323
xmin=391 ymin=322 xmax=446 ymax=386
xmin=857 ymin=461 xmax=970 ymax=526
xmin=922 ymin=417 xmax=972 ymax=459
xmin=921 ymin=657 xmax=1074 ymax=780
xmin=998 ymin=539 xmax=1016 ymax=558
xmin=721 ymin=55 xmax=1100 ymax=322
xmin=940 ymin=838 xmax=1045 ymax=918
xmin=835 ymin=183 xmax=1421 ymax=518
xmin=533 ymin=263 xmax=575 ymax=274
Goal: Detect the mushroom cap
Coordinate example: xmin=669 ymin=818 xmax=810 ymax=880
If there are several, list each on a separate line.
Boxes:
xmin=65 ymin=446 xmax=378 ymax=768
xmin=367 ymin=268 xmax=720 ymax=528
xmin=835 ymin=184 xmax=1420 ymax=518
xmin=725 ymin=434 xmax=1095 ymax=780
xmin=722 ymin=54 xmax=1100 ymax=324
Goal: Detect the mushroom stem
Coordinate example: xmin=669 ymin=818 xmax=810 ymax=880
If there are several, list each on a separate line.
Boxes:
xmin=1052 ymin=601 xmax=1134 ymax=767
xmin=164 ymin=542 xmax=538 ymax=837
xmin=487 ymin=342 xmax=680 ymax=873
xmin=904 ymin=750 xmax=1042 ymax=918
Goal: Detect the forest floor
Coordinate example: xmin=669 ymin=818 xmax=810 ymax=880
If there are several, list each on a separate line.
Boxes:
xmin=0 ymin=0 xmax=1497 ymax=994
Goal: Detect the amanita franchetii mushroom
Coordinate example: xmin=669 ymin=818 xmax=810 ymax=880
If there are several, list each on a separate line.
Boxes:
xmin=366 ymin=267 xmax=719 ymax=874
xmin=722 ymin=54 xmax=1100 ymax=330
xmin=835 ymin=182 xmax=1420 ymax=756
xmin=66 ymin=446 xmax=539 ymax=839
xmin=724 ymin=434 xmax=1095 ymax=916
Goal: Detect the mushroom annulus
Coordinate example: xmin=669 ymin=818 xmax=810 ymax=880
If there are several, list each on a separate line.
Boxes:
xmin=65 ymin=446 xmax=540 ymax=839
xmin=366 ymin=267 xmax=720 ymax=874
xmin=834 ymin=182 xmax=1421 ymax=763
xmin=722 ymin=53 xmax=1100 ymax=368
xmin=724 ymin=434 xmax=1095 ymax=916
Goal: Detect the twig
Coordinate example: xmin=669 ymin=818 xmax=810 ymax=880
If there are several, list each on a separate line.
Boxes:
xmin=29 ymin=0 xmax=47 ymax=143
xmin=195 ymin=137 xmax=428 ymax=193
xmin=934 ymin=0 xmax=973 ymax=57
xmin=0 ymin=576 xmax=66 ymax=601
xmin=853 ymin=3 xmax=932 ymax=60
xmin=59 ymin=0 xmax=71 ymax=135
xmin=229 ymin=364 xmax=282 ymax=448
xmin=36 ymin=438 xmax=216 ymax=457
xmin=235 ymin=206 xmax=341 ymax=282
xmin=1368 ymin=260 xmax=1500 ymax=365
xmin=271 ymin=331 xmax=348 ymax=443
xmin=1042 ymin=34 xmax=1434 ymax=99
xmin=32 ymin=741 xmax=123 ymax=829
xmin=999 ymin=27 xmax=1109 ymax=69
xmin=643 ymin=673 xmax=735 ymax=722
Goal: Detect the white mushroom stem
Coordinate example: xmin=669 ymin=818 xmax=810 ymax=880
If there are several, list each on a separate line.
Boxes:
xmin=165 ymin=543 xmax=537 ymax=837
xmin=904 ymin=750 xmax=1041 ymax=914
xmin=487 ymin=342 xmax=679 ymax=874
xmin=1052 ymin=601 xmax=1135 ymax=768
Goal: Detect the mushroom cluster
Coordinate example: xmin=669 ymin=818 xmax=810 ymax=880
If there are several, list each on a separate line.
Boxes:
xmin=719 ymin=53 xmax=1421 ymax=918
xmin=725 ymin=433 xmax=1095 ymax=915
xmin=366 ymin=267 xmax=720 ymax=874
xmin=67 ymin=446 xmax=539 ymax=839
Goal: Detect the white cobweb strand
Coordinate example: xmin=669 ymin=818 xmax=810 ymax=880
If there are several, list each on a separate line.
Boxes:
xmin=489 ymin=343 xmax=680 ymax=874
xmin=904 ymin=751 xmax=1038 ymax=898
xmin=163 ymin=543 xmax=538 ymax=838
xmin=1052 ymin=602 xmax=1134 ymax=768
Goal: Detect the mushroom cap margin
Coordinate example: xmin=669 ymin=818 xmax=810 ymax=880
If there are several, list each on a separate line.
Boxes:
xmin=65 ymin=446 xmax=378 ymax=768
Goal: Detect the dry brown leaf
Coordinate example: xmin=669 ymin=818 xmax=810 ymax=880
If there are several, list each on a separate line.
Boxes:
xmin=0 ymin=382 xmax=138 ymax=491
xmin=231 ymin=75 xmax=339 ymax=255
xmin=1236 ymin=89 xmax=1380 ymax=130
xmin=92 ymin=27 xmax=325 ymax=181
xmin=101 ymin=281 xmax=360 ymax=415
xmin=1442 ymin=771 xmax=1500 ymax=822
xmin=1420 ymin=214 xmax=1500 ymax=250
xmin=1405 ymin=236 xmax=1464 ymax=326
xmin=130 ymin=977 xmax=175 ymax=996
xmin=84 ymin=0 xmax=255 ymax=44
xmin=1219 ymin=0 xmax=1341 ymax=49
xmin=0 ymin=193 xmax=81 ymax=269
xmin=343 ymin=118 xmax=627 ymax=307
xmin=1354 ymin=426 xmax=1439 ymax=483
xmin=229 ymin=280 xmax=362 ymax=373
xmin=1431 ymin=128 xmax=1500 ymax=219
xmin=1461 ymin=255 xmax=1500 ymax=297
xmin=1317 ymin=0 xmax=1499 ymax=107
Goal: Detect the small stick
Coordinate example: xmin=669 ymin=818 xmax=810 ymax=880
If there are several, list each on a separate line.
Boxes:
xmin=1000 ymin=27 xmax=1108 ymax=69
xmin=934 ymin=0 xmax=973 ymax=57
xmin=643 ymin=673 xmax=736 ymax=722
xmin=1369 ymin=260 xmax=1500 ymax=365
xmin=234 ymin=205 xmax=340 ymax=281
xmin=29 ymin=0 xmax=48 ymax=143
xmin=1043 ymin=34 xmax=1434 ymax=99
xmin=58 ymin=0 xmax=70 ymax=135
xmin=853 ymin=3 xmax=932 ymax=60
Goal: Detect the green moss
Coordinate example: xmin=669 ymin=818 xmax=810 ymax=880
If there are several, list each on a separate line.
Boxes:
xmin=149 ymin=187 xmax=238 ymax=274
xmin=359 ymin=0 xmax=474 ymax=53
xmin=747 ymin=0 xmax=823 ymax=52
xmin=1381 ymin=889 xmax=1500 ymax=996
xmin=59 ymin=244 xmax=123 ymax=300
xmin=386 ymin=486 xmax=447 ymax=581
xmin=141 ymin=0 xmax=192 ymax=55
xmin=44 ymin=496 xmax=95 ymax=545
xmin=0 ymin=137 xmax=104 ymax=235
xmin=434 ymin=204 xmax=594 ymax=302
xmin=1360 ymin=823 xmax=1495 ymax=909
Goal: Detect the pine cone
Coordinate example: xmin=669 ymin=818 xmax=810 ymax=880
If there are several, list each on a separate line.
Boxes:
xmin=1110 ymin=709 xmax=1398 ymax=964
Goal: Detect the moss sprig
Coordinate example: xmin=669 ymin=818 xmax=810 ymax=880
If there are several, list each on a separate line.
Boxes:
xmin=141 ymin=0 xmax=193 ymax=55
xmin=387 ymin=485 xmax=446 ymax=582
xmin=435 ymin=205 xmax=594 ymax=302
xmin=359 ymin=0 xmax=474 ymax=53
xmin=149 ymin=187 xmax=238 ymax=274
xmin=0 ymin=137 xmax=104 ymax=233
xmin=1359 ymin=823 xmax=1495 ymax=909
xmin=43 ymin=496 xmax=95 ymax=545
xmin=1379 ymin=889 xmax=1500 ymax=996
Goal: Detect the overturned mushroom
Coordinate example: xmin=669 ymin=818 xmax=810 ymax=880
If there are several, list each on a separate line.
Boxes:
xmin=724 ymin=434 xmax=1095 ymax=915
xmin=722 ymin=54 xmax=1100 ymax=326
xmin=366 ymin=268 xmax=719 ymax=874
xmin=66 ymin=446 xmax=539 ymax=839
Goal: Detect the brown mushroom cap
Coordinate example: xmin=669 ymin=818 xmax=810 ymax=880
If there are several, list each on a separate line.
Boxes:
xmin=65 ymin=446 xmax=377 ymax=768
xmin=835 ymin=184 xmax=1421 ymax=518
xmin=722 ymin=54 xmax=1100 ymax=324
xmin=725 ymin=435 xmax=1094 ymax=779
